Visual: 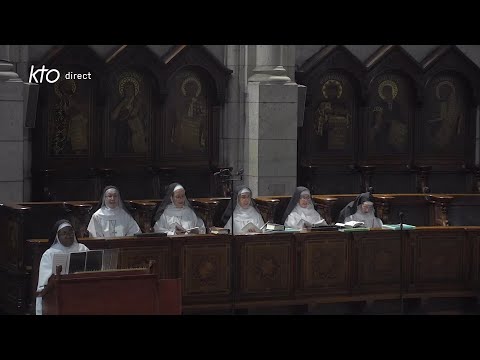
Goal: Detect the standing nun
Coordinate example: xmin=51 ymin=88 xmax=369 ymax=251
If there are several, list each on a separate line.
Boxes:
xmin=36 ymin=219 xmax=90 ymax=315
xmin=151 ymin=183 xmax=206 ymax=235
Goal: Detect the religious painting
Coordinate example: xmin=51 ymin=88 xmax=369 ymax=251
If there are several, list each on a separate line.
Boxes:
xmin=166 ymin=69 xmax=209 ymax=155
xmin=107 ymin=70 xmax=151 ymax=155
xmin=48 ymin=68 xmax=90 ymax=157
xmin=420 ymin=74 xmax=467 ymax=155
xmin=311 ymin=73 xmax=354 ymax=154
xmin=367 ymin=74 xmax=413 ymax=155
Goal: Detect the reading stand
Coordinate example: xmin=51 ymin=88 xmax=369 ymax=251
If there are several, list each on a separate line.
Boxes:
xmin=40 ymin=261 xmax=181 ymax=315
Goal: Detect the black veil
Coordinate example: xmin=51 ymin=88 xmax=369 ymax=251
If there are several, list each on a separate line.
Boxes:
xmin=337 ymin=191 xmax=374 ymax=223
xmin=91 ymin=185 xmax=135 ymax=217
xmin=281 ymin=186 xmax=311 ymax=224
xmin=151 ymin=182 xmax=195 ymax=227
xmin=221 ymin=184 xmax=261 ymax=226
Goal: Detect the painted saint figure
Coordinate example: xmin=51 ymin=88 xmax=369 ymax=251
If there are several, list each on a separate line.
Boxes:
xmin=314 ymin=79 xmax=351 ymax=151
xmin=111 ymin=72 xmax=147 ymax=153
xmin=170 ymin=74 xmax=207 ymax=152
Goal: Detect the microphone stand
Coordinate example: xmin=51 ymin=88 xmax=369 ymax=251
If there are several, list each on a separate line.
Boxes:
xmin=218 ymin=169 xmax=244 ymax=237
xmin=399 ymin=211 xmax=405 ymax=315
xmin=215 ymin=168 xmax=243 ymax=314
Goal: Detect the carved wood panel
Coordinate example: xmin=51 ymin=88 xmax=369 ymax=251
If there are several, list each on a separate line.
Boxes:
xmin=352 ymin=231 xmax=401 ymax=293
xmin=296 ymin=232 xmax=349 ymax=295
xmin=409 ymin=230 xmax=467 ymax=291
xmin=466 ymin=230 xmax=480 ymax=288
xmin=6 ymin=218 xmax=19 ymax=268
xmin=181 ymin=242 xmax=231 ymax=297
xmin=237 ymin=234 xmax=294 ymax=299
xmin=118 ymin=246 xmax=169 ymax=278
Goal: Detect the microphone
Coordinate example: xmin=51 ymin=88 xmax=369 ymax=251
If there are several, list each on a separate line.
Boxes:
xmin=398 ymin=211 xmax=405 ymax=230
xmin=237 ymin=168 xmax=244 ymax=176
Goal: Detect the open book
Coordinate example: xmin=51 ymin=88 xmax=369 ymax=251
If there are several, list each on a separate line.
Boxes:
xmin=175 ymin=223 xmax=200 ymax=234
xmin=210 ymin=227 xmax=230 ymax=235
xmin=303 ymin=221 xmax=329 ymax=229
xmin=52 ymin=249 xmax=119 ymax=274
xmin=335 ymin=221 xmax=365 ymax=228
xmin=263 ymin=223 xmax=285 ymax=231
xmin=241 ymin=222 xmax=262 ymax=233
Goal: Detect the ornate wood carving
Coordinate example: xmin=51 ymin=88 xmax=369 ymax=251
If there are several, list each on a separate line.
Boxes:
xmin=372 ymin=195 xmax=394 ymax=224
xmin=352 ymin=231 xmax=401 ymax=293
xmin=312 ymin=196 xmax=337 ymax=225
xmin=236 ymin=233 xmax=294 ymax=300
xmin=427 ymin=195 xmax=453 ymax=226
xmin=128 ymin=201 xmax=158 ymax=233
xmin=295 ymin=232 xmax=349 ymax=295
xmin=181 ymin=240 xmax=231 ymax=299
xmin=118 ymin=246 xmax=169 ymax=279
xmin=255 ymin=198 xmax=280 ymax=223
xmin=63 ymin=202 xmax=93 ymax=238
xmin=408 ymin=229 xmax=467 ymax=291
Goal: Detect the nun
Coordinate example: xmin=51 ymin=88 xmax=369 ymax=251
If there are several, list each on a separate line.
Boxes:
xmin=281 ymin=186 xmax=327 ymax=229
xmin=221 ymin=185 xmax=265 ymax=234
xmin=152 ymin=183 xmax=206 ymax=235
xmin=36 ymin=219 xmax=90 ymax=315
xmin=87 ymin=185 xmax=141 ymax=237
xmin=337 ymin=191 xmax=376 ymax=223
xmin=344 ymin=197 xmax=383 ymax=228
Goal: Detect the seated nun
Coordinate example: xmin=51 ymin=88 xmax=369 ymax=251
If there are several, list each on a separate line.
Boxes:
xmin=281 ymin=186 xmax=327 ymax=229
xmin=36 ymin=219 xmax=90 ymax=315
xmin=337 ymin=191 xmax=376 ymax=224
xmin=152 ymin=183 xmax=206 ymax=235
xmin=87 ymin=185 xmax=141 ymax=237
xmin=221 ymin=185 xmax=265 ymax=234
xmin=344 ymin=197 xmax=383 ymax=229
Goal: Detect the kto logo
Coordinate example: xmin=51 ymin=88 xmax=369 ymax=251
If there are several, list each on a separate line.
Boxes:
xmin=29 ymin=65 xmax=60 ymax=84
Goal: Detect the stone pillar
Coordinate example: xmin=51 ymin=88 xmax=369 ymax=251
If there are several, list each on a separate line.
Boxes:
xmin=244 ymin=45 xmax=298 ymax=197
xmin=220 ymin=45 xmax=246 ymax=174
xmin=0 ymin=45 xmax=28 ymax=202
xmin=248 ymin=45 xmax=291 ymax=83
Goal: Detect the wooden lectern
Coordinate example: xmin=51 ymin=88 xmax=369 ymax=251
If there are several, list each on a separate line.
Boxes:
xmin=39 ymin=262 xmax=182 ymax=315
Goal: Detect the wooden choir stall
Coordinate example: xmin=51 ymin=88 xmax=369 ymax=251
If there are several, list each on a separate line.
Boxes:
xmin=2 ymin=192 xmax=480 ymax=314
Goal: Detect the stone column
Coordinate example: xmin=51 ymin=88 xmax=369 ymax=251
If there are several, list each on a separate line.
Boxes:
xmin=248 ymin=45 xmax=291 ymax=83
xmin=0 ymin=45 xmax=28 ymax=202
xmin=244 ymin=45 xmax=298 ymax=197
xmin=220 ymin=45 xmax=246 ymax=173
